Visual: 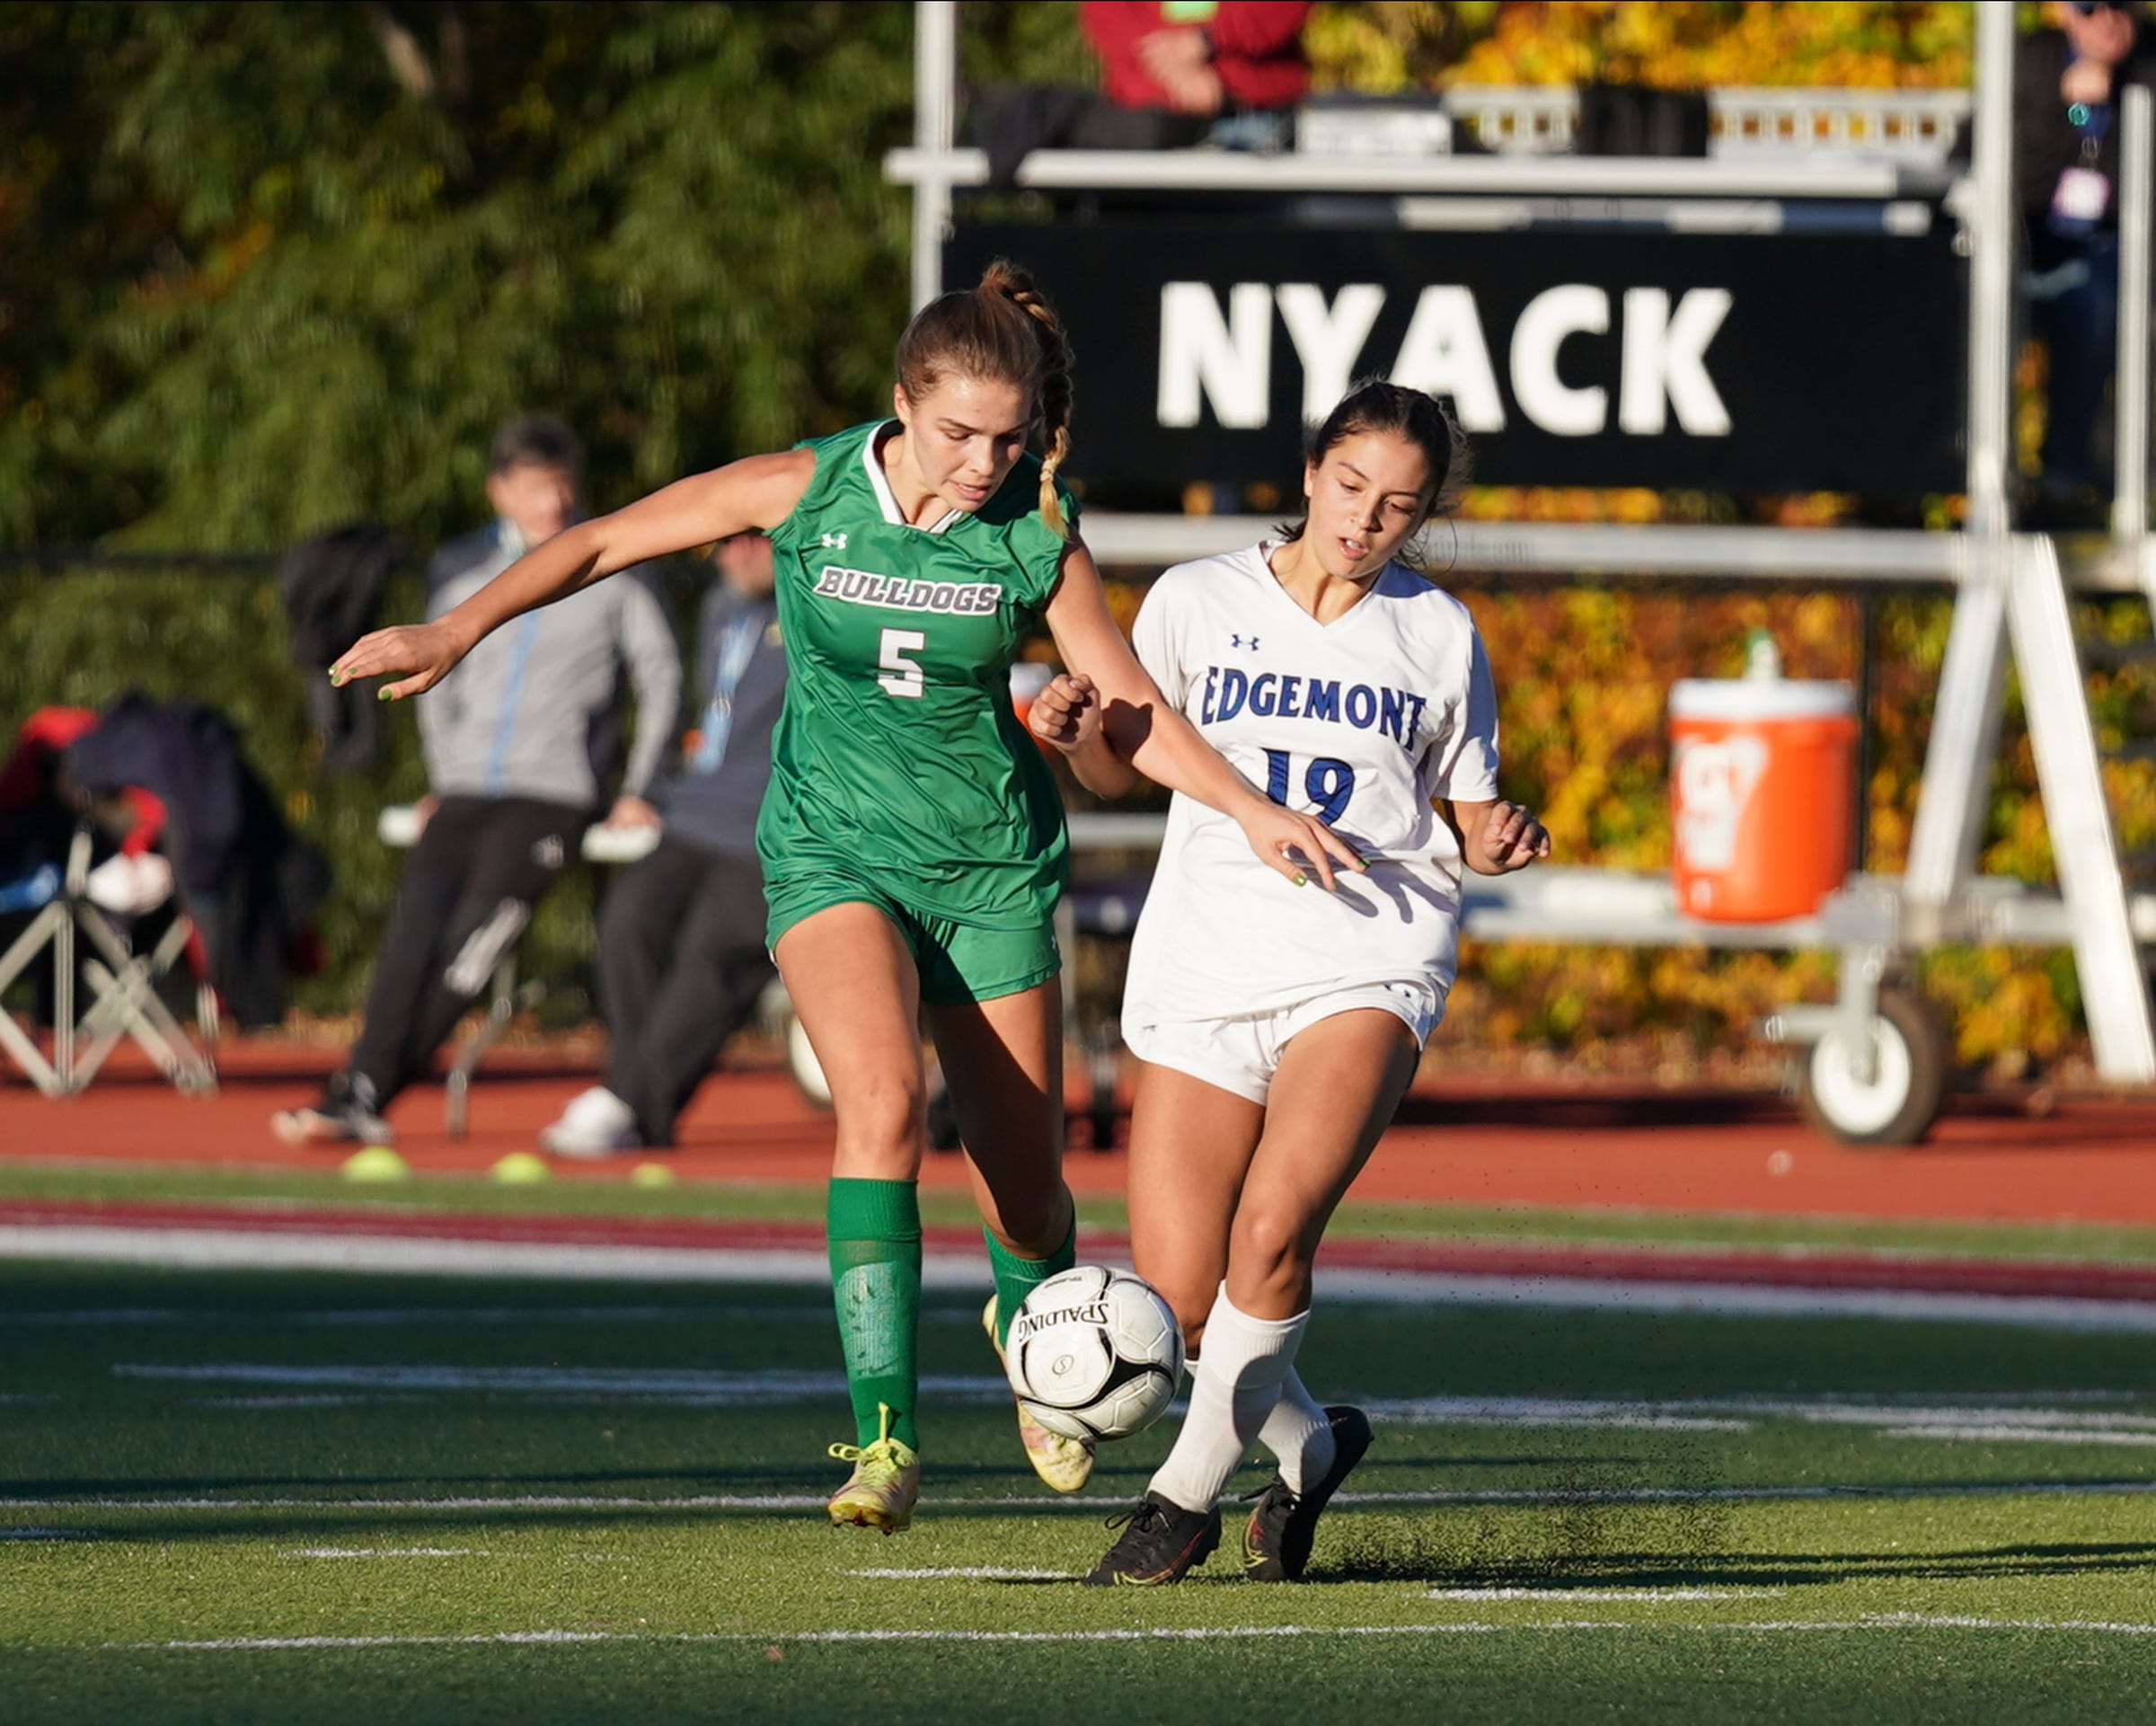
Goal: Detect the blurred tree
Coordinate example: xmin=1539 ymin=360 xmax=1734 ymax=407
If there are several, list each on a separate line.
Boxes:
xmin=0 ymin=1 xmax=1082 ymax=549
xmin=0 ymin=0 xmax=1086 ymax=1014
xmin=1 ymin=0 xmax=2125 ymax=1072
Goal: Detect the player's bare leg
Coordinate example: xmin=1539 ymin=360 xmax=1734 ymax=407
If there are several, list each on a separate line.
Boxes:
xmin=926 ymin=978 xmax=1068 ymax=1256
xmin=1227 ymin=1008 xmax=1417 ymax=1578
xmin=1081 ymin=1063 xmax=1252 ymax=1582
xmin=775 ymin=903 xmax=929 ymax=1530
xmin=1226 ymin=1008 xmax=1420 ymax=1322
xmin=1123 ymin=1060 xmax=1263 ymax=1353
xmin=1111 ymin=1011 xmax=1412 ymax=1580
xmin=928 ymin=981 xmax=1093 ymax=1491
xmin=778 ymin=903 xmax=930 ymax=1184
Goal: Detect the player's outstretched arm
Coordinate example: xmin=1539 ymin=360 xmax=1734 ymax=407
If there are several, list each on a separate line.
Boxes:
xmin=1043 ymin=543 xmax=1365 ymax=890
xmin=1445 ymin=799 xmax=1551 ymax=874
xmin=1028 ymin=671 xmax=1142 ymax=798
xmin=331 ymin=450 xmax=815 ymax=702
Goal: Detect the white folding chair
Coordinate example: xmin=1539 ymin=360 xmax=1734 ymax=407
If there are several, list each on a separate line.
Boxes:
xmin=0 ymin=828 xmax=218 ymax=1097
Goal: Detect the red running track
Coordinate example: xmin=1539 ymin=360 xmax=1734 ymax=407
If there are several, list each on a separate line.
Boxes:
xmin=3 ymin=1041 xmax=2154 ymax=1227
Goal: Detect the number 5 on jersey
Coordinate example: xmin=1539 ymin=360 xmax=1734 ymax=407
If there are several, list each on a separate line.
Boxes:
xmin=879 ymin=628 xmax=927 ymax=699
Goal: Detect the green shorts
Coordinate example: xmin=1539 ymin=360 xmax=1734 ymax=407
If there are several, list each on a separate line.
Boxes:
xmin=764 ymin=868 xmax=1061 ymax=1006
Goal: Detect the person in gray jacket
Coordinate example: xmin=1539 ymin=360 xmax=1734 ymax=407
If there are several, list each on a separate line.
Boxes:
xmin=540 ymin=530 xmax=784 ymax=1157
xmin=274 ymin=414 xmax=682 ymax=1146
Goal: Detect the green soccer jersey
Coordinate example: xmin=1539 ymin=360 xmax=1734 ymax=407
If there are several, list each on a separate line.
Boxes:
xmin=756 ymin=419 xmax=1075 ymax=930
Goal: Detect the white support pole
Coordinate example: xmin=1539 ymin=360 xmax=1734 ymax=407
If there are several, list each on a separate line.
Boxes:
xmin=910 ymin=1 xmax=959 ymax=313
xmin=2005 ymin=537 xmax=2156 ymax=1080
xmin=2115 ymin=85 xmax=2152 ymax=544
xmin=1905 ymin=0 xmax=2018 ymax=917
xmin=1965 ymin=0 xmax=2017 ymax=543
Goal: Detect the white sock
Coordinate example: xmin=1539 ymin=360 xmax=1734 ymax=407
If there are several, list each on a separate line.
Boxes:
xmin=1147 ymin=1286 xmax=1307 ymax=1515
xmin=1258 ymin=1367 xmax=1335 ymax=1497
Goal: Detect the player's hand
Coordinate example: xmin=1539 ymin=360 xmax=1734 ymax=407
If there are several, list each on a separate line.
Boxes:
xmin=1234 ymin=798 xmax=1365 ymax=891
xmin=1027 ymin=672 xmax=1103 ymax=752
xmin=330 ymin=620 xmax=470 ymax=702
xmin=1468 ymin=801 xmax=1551 ymax=874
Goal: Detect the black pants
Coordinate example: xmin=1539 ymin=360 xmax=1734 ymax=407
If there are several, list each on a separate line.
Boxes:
xmin=596 ymin=834 xmax=773 ymax=1146
xmin=342 ymin=795 xmax=585 ymax=1109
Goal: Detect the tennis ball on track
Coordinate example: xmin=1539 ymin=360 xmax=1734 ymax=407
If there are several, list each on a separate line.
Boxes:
xmin=630 ymin=1162 xmax=676 ymax=1189
xmin=340 ymin=1146 xmax=410 ymax=1182
xmin=490 ymin=1151 xmax=552 ymax=1185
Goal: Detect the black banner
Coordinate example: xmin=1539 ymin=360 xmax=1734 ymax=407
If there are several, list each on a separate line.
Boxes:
xmin=946 ymin=214 xmax=1966 ymax=500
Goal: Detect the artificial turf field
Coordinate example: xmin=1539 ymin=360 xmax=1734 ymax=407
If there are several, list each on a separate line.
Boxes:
xmin=4 ymin=1248 xmax=2154 ymax=1724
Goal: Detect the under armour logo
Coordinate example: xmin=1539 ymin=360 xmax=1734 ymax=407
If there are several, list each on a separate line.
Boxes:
xmin=533 ymin=835 xmax=566 ymax=871
xmin=1231 ymin=633 xmax=1259 ymax=651
xmin=820 ymin=532 xmax=848 ymax=551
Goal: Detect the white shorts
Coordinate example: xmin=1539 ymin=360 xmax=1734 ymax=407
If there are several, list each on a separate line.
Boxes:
xmin=1124 ymin=979 xmax=1444 ymax=1106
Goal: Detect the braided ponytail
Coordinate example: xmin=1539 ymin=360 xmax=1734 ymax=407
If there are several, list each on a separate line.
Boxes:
xmin=894 ymin=258 xmax=1076 ymax=540
xmin=983 ymin=261 xmax=1075 ymax=541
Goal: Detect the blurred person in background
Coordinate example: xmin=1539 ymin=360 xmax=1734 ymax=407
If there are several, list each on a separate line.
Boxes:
xmin=1082 ymin=1 xmax=1312 ymax=152
xmin=539 ymin=532 xmax=784 ymax=1159
xmin=272 ymin=413 xmax=682 ymax=1146
xmin=971 ymin=2 xmax=1312 ymax=186
xmin=2017 ymin=0 xmax=2156 ymax=526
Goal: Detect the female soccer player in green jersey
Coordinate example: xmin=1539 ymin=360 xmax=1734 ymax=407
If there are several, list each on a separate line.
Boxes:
xmin=330 ymin=261 xmax=1359 ymax=1535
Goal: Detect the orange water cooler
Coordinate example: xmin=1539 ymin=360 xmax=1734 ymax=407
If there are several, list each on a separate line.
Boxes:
xmin=1668 ymin=677 xmax=1858 ymax=922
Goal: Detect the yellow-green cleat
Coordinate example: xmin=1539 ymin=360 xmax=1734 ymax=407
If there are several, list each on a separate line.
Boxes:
xmin=984 ymin=1295 xmax=1096 ymax=1493
xmin=826 ymin=1403 xmax=920 ymax=1534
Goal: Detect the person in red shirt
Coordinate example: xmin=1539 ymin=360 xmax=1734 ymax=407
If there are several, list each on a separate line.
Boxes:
xmin=971 ymin=2 xmax=1312 ymax=184
xmin=1080 ymin=2 xmax=1311 ymax=123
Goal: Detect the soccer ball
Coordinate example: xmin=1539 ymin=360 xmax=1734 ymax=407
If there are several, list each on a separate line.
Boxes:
xmin=1003 ymin=1265 xmax=1184 ymax=1443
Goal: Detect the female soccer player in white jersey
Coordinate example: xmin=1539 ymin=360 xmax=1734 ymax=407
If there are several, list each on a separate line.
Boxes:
xmin=1027 ymin=379 xmax=1549 ymax=1585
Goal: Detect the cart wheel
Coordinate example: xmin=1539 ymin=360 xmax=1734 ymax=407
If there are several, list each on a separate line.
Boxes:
xmin=1797 ymin=987 xmax=1950 ymax=1147
xmin=785 ymin=1012 xmax=832 ymax=1110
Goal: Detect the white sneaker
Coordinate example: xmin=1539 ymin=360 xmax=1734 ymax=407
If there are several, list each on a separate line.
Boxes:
xmin=539 ymin=1087 xmax=638 ymax=1157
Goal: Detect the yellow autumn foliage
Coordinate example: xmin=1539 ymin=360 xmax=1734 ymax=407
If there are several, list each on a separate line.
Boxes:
xmin=1306 ymin=2 xmax=1975 ymax=93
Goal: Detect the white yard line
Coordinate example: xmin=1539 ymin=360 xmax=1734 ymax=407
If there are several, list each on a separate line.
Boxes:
xmin=849 ymin=1567 xmax=1072 ymax=1580
xmin=8 ymin=1477 xmax=2156 ymax=1515
xmin=103 ymin=1614 xmax=2156 ymax=1652
xmin=1430 ymin=1588 xmax=1784 ymax=1601
xmin=1 ymin=1304 xmax=898 ymax=1328
xmin=105 ymin=1367 xmax=2156 ymax=1453
xmin=9 ymin=1226 xmax=2156 ymax=1331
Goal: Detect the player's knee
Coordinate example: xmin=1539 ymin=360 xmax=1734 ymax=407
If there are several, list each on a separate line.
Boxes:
xmin=832 ymin=1067 xmax=927 ymax=1162
xmin=1229 ymin=1205 xmax=1318 ymax=1298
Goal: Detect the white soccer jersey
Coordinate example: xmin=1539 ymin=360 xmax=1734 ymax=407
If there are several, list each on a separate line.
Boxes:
xmin=1120 ymin=543 xmax=1501 ymax=1028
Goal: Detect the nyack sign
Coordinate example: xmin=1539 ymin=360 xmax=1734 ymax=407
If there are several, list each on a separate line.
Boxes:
xmin=947 ymin=217 xmax=1964 ymax=498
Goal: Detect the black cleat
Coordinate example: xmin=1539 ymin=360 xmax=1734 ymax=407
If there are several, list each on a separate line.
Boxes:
xmin=1084 ymin=1491 xmax=1222 ymax=1587
xmin=1241 ymin=1405 xmax=1373 ymax=1581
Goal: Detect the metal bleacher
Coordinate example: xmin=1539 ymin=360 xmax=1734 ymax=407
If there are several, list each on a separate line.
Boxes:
xmin=888 ymin=4 xmax=2156 ymax=1145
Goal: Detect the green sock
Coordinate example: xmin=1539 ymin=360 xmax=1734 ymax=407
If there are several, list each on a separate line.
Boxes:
xmin=827 ymin=1178 xmax=923 ymax=1450
xmin=984 ymin=1208 xmax=1078 ymax=1349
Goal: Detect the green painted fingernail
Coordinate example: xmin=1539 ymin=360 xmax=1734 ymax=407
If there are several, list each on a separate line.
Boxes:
xmin=328 ymin=670 xmax=343 ymax=686
xmin=377 ymin=687 xmax=393 ymax=702
xmin=1293 ymin=872 xmax=1308 ymax=887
